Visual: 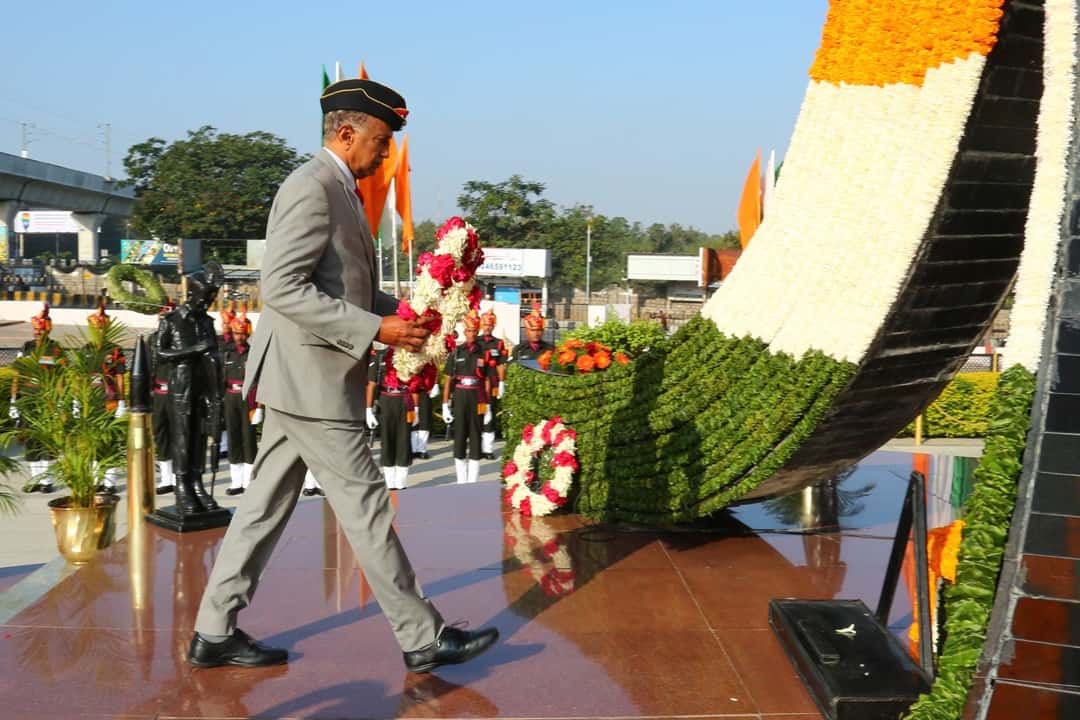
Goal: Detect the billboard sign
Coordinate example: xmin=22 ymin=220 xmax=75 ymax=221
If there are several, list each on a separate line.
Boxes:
xmin=15 ymin=210 xmax=80 ymax=234
xmin=121 ymin=240 xmax=180 ymax=265
xmin=477 ymin=248 xmax=551 ymax=278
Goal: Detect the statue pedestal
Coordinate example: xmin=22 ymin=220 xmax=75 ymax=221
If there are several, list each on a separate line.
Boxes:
xmin=146 ymin=505 xmax=232 ymax=533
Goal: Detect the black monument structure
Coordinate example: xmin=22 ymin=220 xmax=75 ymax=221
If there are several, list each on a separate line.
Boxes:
xmin=147 ymin=261 xmax=231 ymax=533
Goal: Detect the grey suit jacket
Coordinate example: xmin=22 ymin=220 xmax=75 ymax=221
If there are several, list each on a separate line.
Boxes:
xmin=244 ymin=150 xmax=398 ymax=420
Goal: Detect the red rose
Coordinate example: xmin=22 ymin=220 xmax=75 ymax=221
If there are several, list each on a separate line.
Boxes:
xmin=428 ymin=254 xmax=456 ymax=287
xmin=523 ymin=425 xmax=535 ymax=443
xmin=417 ymin=251 xmax=434 ymax=270
xmin=444 ymin=334 xmax=457 ymax=352
xmin=553 ymin=451 xmax=578 ymax=471
xmin=436 ymin=216 xmax=466 ymax=241
xmin=396 ymin=301 xmax=419 ymax=321
xmin=420 ymin=307 xmax=442 ymax=333
xmin=468 ymin=285 xmax=483 ymax=309
xmin=503 ymin=462 xmax=518 ymax=478
xmin=452 ymin=267 xmax=470 ymax=284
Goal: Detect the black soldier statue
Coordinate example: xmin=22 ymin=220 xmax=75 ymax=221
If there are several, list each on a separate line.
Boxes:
xmin=147 ymin=263 xmax=231 ymax=532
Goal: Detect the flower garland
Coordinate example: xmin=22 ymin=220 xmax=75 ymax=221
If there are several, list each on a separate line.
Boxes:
xmin=391 ymin=217 xmax=485 ymax=392
xmin=538 ymin=338 xmax=629 ymax=374
xmin=503 ymin=416 xmax=578 ymax=517
xmin=503 ymin=513 xmax=576 ymax=597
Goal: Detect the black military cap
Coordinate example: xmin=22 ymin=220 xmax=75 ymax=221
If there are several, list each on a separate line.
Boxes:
xmin=320 ymin=78 xmax=408 ymax=131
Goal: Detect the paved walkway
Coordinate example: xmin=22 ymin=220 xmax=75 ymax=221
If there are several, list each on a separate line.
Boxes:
xmin=0 ymin=438 xmax=504 ymax=570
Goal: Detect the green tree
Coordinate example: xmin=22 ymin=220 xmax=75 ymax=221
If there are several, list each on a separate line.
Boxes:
xmin=457 ymin=175 xmax=556 ymax=248
xmin=122 ymin=126 xmax=308 ymax=263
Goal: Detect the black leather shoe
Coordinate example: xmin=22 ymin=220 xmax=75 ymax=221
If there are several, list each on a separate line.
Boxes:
xmin=191 ymin=477 xmax=221 ymax=511
xmin=188 ymin=629 xmax=288 ymax=668
xmin=155 ymin=485 xmax=175 ymax=495
xmin=302 ymin=488 xmax=315 ymax=497
xmin=403 ymin=625 xmax=499 ymax=674
xmin=312 ymin=487 xmax=325 ymax=496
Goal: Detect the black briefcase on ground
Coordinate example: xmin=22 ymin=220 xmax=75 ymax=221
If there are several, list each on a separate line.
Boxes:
xmin=769 ymin=599 xmax=932 ymax=720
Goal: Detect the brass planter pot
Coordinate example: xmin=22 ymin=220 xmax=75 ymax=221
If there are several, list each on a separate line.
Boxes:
xmin=47 ymin=494 xmax=119 ymax=564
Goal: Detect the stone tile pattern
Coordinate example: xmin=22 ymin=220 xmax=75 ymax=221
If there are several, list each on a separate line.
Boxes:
xmin=0 ymin=478 xmax=926 ymax=720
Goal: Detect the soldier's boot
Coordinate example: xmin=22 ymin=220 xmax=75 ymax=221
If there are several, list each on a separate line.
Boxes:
xmin=190 ymin=475 xmax=221 ymax=511
xmin=467 ymin=459 xmax=480 ymax=484
xmin=396 ymin=466 xmax=409 ymax=490
xmin=417 ymin=430 xmax=430 ymax=458
xmin=381 ymin=466 xmax=394 ymax=490
xmin=173 ymin=473 xmax=205 ymax=516
xmin=156 ymin=460 xmax=175 ymax=494
xmin=481 ymin=432 xmax=495 ymax=460
xmin=242 ymin=463 xmax=253 ymax=489
xmin=454 ymin=459 xmax=468 ymax=484
xmin=226 ymin=464 xmax=245 ymax=496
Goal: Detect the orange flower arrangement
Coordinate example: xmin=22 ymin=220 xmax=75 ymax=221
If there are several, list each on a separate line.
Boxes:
xmin=547 ymin=338 xmax=623 ymax=375
xmin=809 ymin=0 xmax=1003 ymax=87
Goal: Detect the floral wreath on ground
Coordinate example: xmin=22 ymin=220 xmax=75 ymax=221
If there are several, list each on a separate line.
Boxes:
xmin=503 ymin=513 xmax=576 ymax=597
xmin=392 ymin=216 xmax=485 ymax=392
xmin=503 ymin=416 xmax=578 ymax=517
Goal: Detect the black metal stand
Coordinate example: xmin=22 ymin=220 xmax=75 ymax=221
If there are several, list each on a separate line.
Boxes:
xmin=769 ymin=471 xmax=935 ymax=720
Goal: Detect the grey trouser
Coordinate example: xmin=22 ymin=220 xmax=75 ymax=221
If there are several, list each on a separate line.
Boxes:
xmin=194 ymin=406 xmax=444 ymax=651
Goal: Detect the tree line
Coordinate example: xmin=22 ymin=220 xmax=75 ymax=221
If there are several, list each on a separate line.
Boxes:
xmin=122 ymin=129 xmax=738 ymax=289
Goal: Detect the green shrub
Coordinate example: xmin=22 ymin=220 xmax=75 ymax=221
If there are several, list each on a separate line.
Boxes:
xmin=558 ymin=318 xmax=668 ymax=356
xmin=502 ymin=316 xmax=856 ymax=523
xmin=904 ymin=365 xmax=1035 ymax=720
xmin=898 ymin=372 xmax=999 ymax=438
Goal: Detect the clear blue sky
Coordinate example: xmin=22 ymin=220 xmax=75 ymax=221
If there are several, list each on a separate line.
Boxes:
xmin=3 ymin=0 xmax=828 ymax=235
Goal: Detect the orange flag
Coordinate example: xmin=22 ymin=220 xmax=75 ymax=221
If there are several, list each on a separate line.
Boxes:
xmin=394 ymin=135 xmax=414 ymax=253
xmin=736 ymin=150 xmax=762 ymax=248
xmin=356 ymin=138 xmax=399 ymax=236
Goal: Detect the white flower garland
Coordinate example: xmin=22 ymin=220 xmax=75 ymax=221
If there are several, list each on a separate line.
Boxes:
xmin=503 ymin=417 xmax=578 ymax=517
xmin=1004 ymin=0 xmax=1076 ymax=372
xmin=391 ymin=217 xmax=484 ymax=389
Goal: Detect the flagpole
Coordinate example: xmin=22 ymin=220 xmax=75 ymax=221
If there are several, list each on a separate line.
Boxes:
xmin=390 ymin=178 xmax=400 ymax=297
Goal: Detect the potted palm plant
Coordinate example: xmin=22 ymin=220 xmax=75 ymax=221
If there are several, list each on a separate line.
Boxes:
xmin=1 ymin=322 xmax=128 ymax=563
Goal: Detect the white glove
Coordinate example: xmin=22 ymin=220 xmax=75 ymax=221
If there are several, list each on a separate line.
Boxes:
xmin=428 ymin=384 xmax=441 ymax=398
xmin=366 ymin=407 xmax=378 ymax=430
xmin=7 ymin=403 xmax=18 ymax=420
xmin=251 ymin=407 xmax=264 ymax=425
xmin=483 ymin=407 xmax=493 ymax=425
xmin=498 ymin=381 xmax=506 ymax=397
xmin=114 ymin=400 xmax=128 ymax=418
xmin=442 ymin=403 xmax=453 ymax=424
xmin=72 ymin=399 xmax=82 ymax=419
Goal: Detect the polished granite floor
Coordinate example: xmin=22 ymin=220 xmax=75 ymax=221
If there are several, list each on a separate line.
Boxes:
xmin=0 ymin=451 xmax=949 ymax=719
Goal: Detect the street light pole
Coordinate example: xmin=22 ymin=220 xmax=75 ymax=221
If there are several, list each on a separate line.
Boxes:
xmin=585 ymin=219 xmax=592 ymax=305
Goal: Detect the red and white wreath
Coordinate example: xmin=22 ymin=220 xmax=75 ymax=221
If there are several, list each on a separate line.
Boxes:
xmin=502 ymin=416 xmax=578 ymax=517
xmin=504 ymin=513 xmax=576 ymax=597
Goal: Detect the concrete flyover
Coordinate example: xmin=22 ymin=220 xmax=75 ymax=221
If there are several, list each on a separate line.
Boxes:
xmin=0 ymin=151 xmax=136 ymax=263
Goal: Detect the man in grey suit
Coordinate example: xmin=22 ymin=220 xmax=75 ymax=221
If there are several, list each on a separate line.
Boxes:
xmin=189 ymin=78 xmax=498 ymax=674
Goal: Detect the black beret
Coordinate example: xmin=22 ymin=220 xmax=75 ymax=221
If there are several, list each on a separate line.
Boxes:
xmin=320 ymin=79 xmax=408 ymax=131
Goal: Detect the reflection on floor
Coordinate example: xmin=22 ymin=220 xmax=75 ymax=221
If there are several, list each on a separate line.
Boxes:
xmin=0 ymin=451 xmax=980 ymax=719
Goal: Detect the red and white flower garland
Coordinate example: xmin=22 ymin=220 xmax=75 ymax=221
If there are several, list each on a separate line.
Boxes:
xmin=503 ymin=416 xmax=578 ymax=517
xmin=392 ymin=216 xmax=485 ymax=391
xmin=503 ymin=513 xmax=576 ymax=597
